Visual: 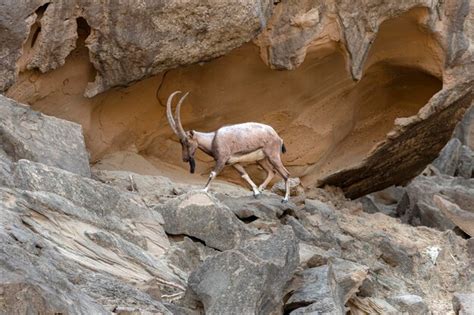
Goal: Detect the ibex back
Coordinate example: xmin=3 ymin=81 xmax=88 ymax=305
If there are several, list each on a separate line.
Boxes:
xmin=164 ymin=91 xmax=291 ymax=202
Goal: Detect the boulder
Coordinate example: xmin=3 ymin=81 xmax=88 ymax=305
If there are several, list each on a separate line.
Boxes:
xmin=286 ymin=258 xmax=367 ymax=314
xmin=188 ymin=227 xmax=299 ymax=315
xmin=434 ymin=195 xmax=474 ymax=237
xmin=432 ymin=138 xmax=462 ymax=176
xmin=456 ymin=145 xmax=473 ymax=178
xmin=397 ymin=174 xmax=474 ymax=232
xmin=0 ymin=148 xmax=13 ymax=187
xmin=155 ymin=191 xmax=252 ymax=251
xmin=388 ymin=294 xmax=429 ymax=315
xmin=0 ymin=95 xmax=90 ymax=177
xmin=357 ymin=186 xmax=404 ymax=216
xmin=454 ymin=105 xmax=474 ymax=148
xmin=217 ymin=193 xmax=295 ymax=221
xmin=0 ymin=187 xmax=174 ymax=314
xmin=453 ymin=293 xmax=474 ymax=315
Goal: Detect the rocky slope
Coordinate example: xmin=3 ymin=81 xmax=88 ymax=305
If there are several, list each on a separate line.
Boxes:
xmin=1 ymin=94 xmax=473 ymax=314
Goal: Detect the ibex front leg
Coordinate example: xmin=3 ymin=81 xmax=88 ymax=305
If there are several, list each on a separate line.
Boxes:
xmin=203 ymin=159 xmax=226 ymax=193
xmin=233 ymin=163 xmax=260 ymax=197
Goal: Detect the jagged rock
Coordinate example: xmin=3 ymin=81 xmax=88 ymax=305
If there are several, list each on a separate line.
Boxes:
xmin=453 ymin=293 xmax=474 ymax=315
xmin=432 ymin=138 xmax=463 ymax=176
xmin=188 ymin=227 xmax=299 ymax=315
xmin=0 ymin=148 xmax=13 ymax=187
xmin=304 ymin=198 xmax=336 ymax=216
xmin=155 ymin=191 xmax=252 ymax=251
xmin=397 ymin=174 xmax=474 ymax=231
xmin=349 ymin=296 xmax=400 ymax=314
xmin=331 ymin=259 xmax=369 ymax=303
xmin=286 ymin=258 xmax=367 ymax=314
xmin=454 ymin=105 xmax=474 ymax=148
xmin=299 ymin=243 xmax=339 ymax=268
xmin=0 ymin=95 xmax=90 ymax=177
xmin=285 ymin=265 xmax=345 ymax=315
xmin=388 ymin=294 xmax=429 ymax=315
xmin=378 ymin=237 xmax=414 ymax=272
xmin=358 ymin=186 xmax=404 ymax=216
xmin=283 ymin=216 xmax=316 ymax=242
xmin=434 ymin=195 xmax=474 ymax=237
xmin=456 ymin=145 xmax=473 ymax=178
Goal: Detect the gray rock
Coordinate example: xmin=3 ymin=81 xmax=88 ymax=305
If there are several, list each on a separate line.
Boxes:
xmin=432 ymin=138 xmax=462 ymax=176
xmin=93 ymin=169 xmax=177 ymax=205
xmin=454 ymin=105 xmax=474 ymax=148
xmin=217 ymin=193 xmax=294 ymax=220
xmin=396 ymin=174 xmax=474 ymax=232
xmin=286 ymin=265 xmax=345 ymax=315
xmin=0 ymin=95 xmax=90 ymax=177
xmin=155 ymin=191 xmax=251 ymax=251
xmin=452 ymin=293 xmax=474 ymax=315
xmin=379 ymin=237 xmax=413 ymax=273
xmin=188 ymin=226 xmax=299 ymax=315
xmin=434 ymin=195 xmax=474 ymax=237
xmin=283 ymin=216 xmax=316 ymax=243
xmin=388 ymin=294 xmax=429 ymax=315
xmin=286 ymin=258 xmax=367 ymax=315
xmin=304 ymin=198 xmax=336 ymax=217
xmin=456 ymin=145 xmax=473 ymax=178
xmin=357 ymin=186 xmax=404 ymax=216
xmin=331 ymin=258 xmax=369 ymax=303
xmin=0 ymin=187 xmax=174 ymax=314
xmin=13 ymin=159 xmax=158 ymax=221
xmin=0 ymin=148 xmax=13 ymax=187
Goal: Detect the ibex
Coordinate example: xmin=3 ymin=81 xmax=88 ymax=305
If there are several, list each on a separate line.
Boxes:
xmin=165 ymin=91 xmax=291 ymax=202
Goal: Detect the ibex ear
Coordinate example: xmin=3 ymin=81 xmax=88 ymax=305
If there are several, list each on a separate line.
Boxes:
xmin=189 ymin=130 xmax=195 ymax=138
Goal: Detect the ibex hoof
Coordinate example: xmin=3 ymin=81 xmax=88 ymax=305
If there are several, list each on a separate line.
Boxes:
xmin=281 ymin=198 xmax=289 ymax=204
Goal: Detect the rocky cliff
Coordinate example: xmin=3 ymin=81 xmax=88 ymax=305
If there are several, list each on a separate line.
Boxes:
xmin=0 ymin=1 xmax=473 ymax=314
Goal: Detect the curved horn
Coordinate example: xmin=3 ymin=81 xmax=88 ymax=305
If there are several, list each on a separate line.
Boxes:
xmin=166 ymin=91 xmax=181 ymax=136
xmin=175 ymin=92 xmax=189 ymax=139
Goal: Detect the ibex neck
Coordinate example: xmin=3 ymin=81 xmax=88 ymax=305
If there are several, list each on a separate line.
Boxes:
xmin=194 ymin=131 xmax=215 ymax=157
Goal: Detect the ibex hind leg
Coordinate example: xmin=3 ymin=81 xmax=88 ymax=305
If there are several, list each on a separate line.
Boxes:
xmin=233 ymin=163 xmax=261 ymax=198
xmin=257 ymin=159 xmax=275 ymax=192
xmin=265 ymin=149 xmax=290 ymax=203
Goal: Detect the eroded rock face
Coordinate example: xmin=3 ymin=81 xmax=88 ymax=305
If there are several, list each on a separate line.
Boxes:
xmin=0 ymin=0 xmax=274 ymax=96
xmin=1 ymin=1 xmax=473 ymax=198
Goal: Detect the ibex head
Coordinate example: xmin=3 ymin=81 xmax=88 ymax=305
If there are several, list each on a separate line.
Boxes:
xmin=166 ymin=91 xmax=198 ymax=174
